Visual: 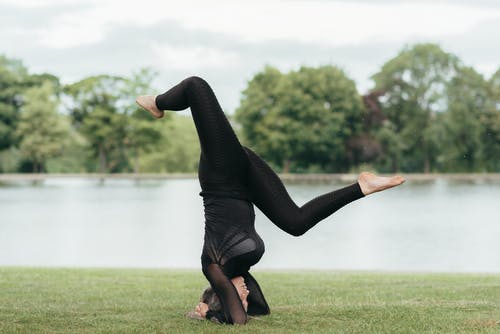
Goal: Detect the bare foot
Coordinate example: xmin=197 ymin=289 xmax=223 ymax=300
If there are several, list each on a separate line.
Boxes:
xmin=358 ymin=172 xmax=405 ymax=196
xmin=135 ymin=95 xmax=164 ymax=118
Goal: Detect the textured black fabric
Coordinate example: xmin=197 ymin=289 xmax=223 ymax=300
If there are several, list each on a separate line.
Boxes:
xmin=155 ymin=76 xmax=365 ymax=324
xmin=244 ymin=147 xmax=365 ymax=236
xmin=242 ymin=271 xmax=270 ymax=316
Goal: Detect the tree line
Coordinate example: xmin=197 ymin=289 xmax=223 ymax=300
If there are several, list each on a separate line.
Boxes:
xmin=0 ymin=65 xmax=199 ymax=174
xmin=0 ymin=43 xmax=498 ymax=174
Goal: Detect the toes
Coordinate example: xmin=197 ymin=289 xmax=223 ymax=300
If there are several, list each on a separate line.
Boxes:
xmin=391 ymin=175 xmax=405 ymax=185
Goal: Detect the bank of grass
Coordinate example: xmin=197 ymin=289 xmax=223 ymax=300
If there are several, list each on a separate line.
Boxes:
xmin=0 ymin=268 xmax=498 ymax=333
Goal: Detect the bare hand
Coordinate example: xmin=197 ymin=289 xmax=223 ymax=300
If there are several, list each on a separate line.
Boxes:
xmin=195 ymin=302 xmax=209 ymax=318
xmin=231 ymin=276 xmax=250 ymax=312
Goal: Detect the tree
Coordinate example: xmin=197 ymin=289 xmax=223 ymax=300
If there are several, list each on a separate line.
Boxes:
xmin=348 ymin=91 xmax=387 ymax=169
xmin=64 ymin=75 xmax=129 ymax=173
xmin=371 ymin=43 xmax=461 ymax=173
xmin=121 ymin=68 xmax=163 ymax=173
xmin=0 ymin=55 xmax=29 ymax=150
xmin=138 ymin=114 xmax=199 ymax=173
xmin=15 ymin=82 xmax=71 ymax=172
xmin=235 ymin=65 xmax=363 ymax=172
xmin=435 ymin=67 xmax=489 ymax=172
xmin=64 ymin=71 xmax=168 ymax=173
xmin=480 ymin=68 xmax=500 ymax=171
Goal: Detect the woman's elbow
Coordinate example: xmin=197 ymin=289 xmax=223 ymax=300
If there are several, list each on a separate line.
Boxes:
xmin=231 ymin=315 xmax=248 ymax=325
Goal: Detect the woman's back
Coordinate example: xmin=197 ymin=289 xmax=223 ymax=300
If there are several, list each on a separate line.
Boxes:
xmin=201 ymin=196 xmax=265 ymax=277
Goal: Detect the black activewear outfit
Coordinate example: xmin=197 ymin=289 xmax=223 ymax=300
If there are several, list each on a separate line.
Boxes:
xmin=155 ymin=76 xmax=365 ymax=324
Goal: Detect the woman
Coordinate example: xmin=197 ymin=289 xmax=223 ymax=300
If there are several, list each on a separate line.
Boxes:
xmin=136 ymin=76 xmax=404 ymax=325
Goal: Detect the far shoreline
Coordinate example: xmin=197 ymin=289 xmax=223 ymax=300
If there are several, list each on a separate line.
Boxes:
xmin=1 ymin=172 xmax=500 ymax=183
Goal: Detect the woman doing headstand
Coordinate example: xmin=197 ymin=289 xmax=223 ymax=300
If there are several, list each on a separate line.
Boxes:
xmin=136 ymin=76 xmax=404 ymax=325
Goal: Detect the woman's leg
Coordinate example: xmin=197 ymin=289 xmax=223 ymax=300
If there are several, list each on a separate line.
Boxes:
xmin=243 ymin=146 xmax=365 ymax=236
xmin=243 ymin=147 xmax=405 ymax=236
xmin=155 ymin=76 xmax=249 ymax=186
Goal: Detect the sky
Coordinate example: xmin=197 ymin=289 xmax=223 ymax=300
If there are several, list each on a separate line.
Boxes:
xmin=1 ymin=0 xmax=499 ymax=113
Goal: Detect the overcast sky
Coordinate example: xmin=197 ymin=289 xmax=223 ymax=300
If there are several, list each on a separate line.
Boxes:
xmin=2 ymin=0 xmax=499 ymax=113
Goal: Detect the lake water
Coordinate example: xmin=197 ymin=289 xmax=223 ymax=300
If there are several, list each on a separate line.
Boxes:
xmin=0 ymin=177 xmax=499 ymax=272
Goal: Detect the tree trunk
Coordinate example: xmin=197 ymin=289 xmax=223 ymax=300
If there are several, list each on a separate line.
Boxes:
xmin=282 ymin=159 xmax=290 ymax=173
xmin=423 ymin=150 xmax=430 ymax=173
xmin=134 ymin=149 xmax=139 ymax=174
xmin=391 ymin=158 xmax=398 ymax=173
xmin=98 ymin=144 xmax=107 ymax=173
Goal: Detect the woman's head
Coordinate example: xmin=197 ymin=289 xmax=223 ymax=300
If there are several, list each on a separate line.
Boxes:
xmin=201 ymin=286 xmax=221 ymax=311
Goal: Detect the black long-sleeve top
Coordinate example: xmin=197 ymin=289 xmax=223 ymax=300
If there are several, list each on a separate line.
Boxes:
xmin=200 ymin=193 xmax=269 ymax=324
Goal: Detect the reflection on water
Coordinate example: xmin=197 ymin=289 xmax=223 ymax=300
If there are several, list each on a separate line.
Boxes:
xmin=0 ymin=177 xmax=499 ymax=272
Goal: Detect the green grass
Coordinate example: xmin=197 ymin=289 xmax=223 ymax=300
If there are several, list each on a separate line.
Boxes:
xmin=0 ymin=268 xmax=499 ymax=333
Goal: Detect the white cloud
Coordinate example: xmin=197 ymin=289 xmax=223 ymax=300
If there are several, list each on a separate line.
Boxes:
xmin=2 ymin=0 xmax=499 ymax=112
xmin=38 ymin=16 xmax=107 ymax=48
xmin=159 ymin=1 xmax=500 ymax=45
xmin=2 ymin=0 xmax=86 ymax=7
xmin=151 ymin=44 xmax=239 ymax=70
xmin=474 ymin=63 xmax=499 ymax=78
xmin=29 ymin=0 xmax=500 ymax=49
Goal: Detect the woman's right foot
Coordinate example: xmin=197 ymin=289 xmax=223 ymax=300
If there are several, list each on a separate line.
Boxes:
xmin=135 ymin=95 xmax=164 ymax=118
xmin=358 ymin=172 xmax=405 ymax=196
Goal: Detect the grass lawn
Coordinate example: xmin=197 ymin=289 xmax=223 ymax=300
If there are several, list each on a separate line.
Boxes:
xmin=0 ymin=268 xmax=499 ymax=333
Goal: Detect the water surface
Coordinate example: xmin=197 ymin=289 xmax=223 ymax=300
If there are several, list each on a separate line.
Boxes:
xmin=0 ymin=177 xmax=499 ymax=272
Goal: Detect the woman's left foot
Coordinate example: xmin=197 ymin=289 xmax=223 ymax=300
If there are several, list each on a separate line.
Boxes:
xmin=136 ymin=95 xmax=164 ymax=118
xmin=358 ymin=172 xmax=405 ymax=196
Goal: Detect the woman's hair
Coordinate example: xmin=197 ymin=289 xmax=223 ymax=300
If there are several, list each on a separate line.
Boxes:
xmin=201 ymin=286 xmax=221 ymax=312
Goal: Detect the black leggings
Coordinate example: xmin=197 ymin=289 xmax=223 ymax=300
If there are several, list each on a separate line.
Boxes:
xmin=155 ymin=76 xmax=365 ymax=237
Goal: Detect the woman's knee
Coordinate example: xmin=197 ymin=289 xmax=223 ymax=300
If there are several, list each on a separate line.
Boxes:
xmin=277 ymin=217 xmax=308 ymax=237
xmin=184 ymin=75 xmax=209 ymax=88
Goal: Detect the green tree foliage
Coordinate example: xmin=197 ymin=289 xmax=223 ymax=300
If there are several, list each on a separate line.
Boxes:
xmin=64 ymin=71 xmax=166 ymax=173
xmin=372 ymin=43 xmax=461 ymax=172
xmin=1 ymin=49 xmax=498 ymax=174
xmin=481 ymin=68 xmax=500 ymax=171
xmin=436 ymin=67 xmax=489 ymax=172
xmin=15 ymin=82 xmax=71 ymax=172
xmin=0 ymin=55 xmax=29 ymax=150
xmin=44 ymin=128 xmax=88 ymax=173
xmin=64 ymin=75 xmax=130 ymax=172
xmin=0 ymin=55 xmax=68 ymax=172
xmin=122 ymin=68 xmax=163 ymax=173
xmin=139 ymin=114 xmax=199 ymax=173
xmin=235 ymin=65 xmax=363 ymax=172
